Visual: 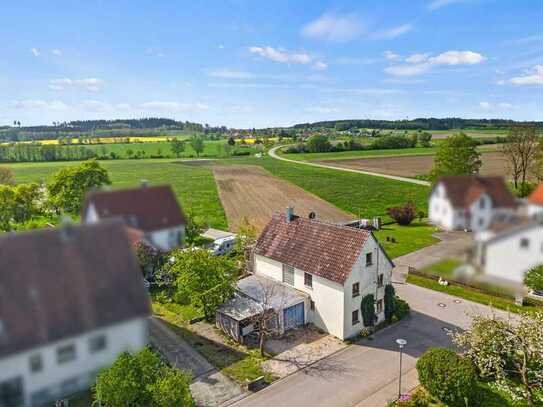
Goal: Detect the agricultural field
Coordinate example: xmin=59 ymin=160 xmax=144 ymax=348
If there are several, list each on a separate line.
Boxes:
xmin=315 ymin=151 xmax=509 ymax=179
xmin=7 ymin=159 xmax=228 ymax=230
xmin=212 ymin=165 xmax=352 ymax=232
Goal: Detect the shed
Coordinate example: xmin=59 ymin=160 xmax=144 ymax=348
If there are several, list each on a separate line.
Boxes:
xmin=216 ymin=292 xmax=262 ymax=343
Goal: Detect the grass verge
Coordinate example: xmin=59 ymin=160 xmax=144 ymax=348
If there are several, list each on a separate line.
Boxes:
xmin=373 ymin=222 xmax=439 ymax=259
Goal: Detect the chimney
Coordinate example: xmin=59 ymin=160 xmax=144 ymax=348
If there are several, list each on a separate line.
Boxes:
xmin=286 ymin=207 xmax=294 ymax=223
xmin=140 ymin=179 xmax=148 ymax=188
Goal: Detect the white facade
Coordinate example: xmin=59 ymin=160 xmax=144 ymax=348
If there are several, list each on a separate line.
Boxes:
xmin=254 ymin=234 xmax=393 ymax=340
xmin=84 ymin=203 xmax=185 ymax=251
xmin=527 ymin=203 xmax=543 ymax=219
xmin=429 ymin=183 xmax=507 ymax=232
xmin=0 ymin=318 xmax=148 ymax=407
xmin=474 ymin=223 xmax=543 ymax=284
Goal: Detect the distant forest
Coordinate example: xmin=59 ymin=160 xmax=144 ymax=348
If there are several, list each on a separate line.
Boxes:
xmin=0 ymin=118 xmax=228 ymax=142
xmin=293 ymin=118 xmax=543 ymax=131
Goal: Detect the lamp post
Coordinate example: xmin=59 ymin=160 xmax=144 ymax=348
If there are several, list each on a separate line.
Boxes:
xmin=396 ymin=338 xmax=407 ymax=400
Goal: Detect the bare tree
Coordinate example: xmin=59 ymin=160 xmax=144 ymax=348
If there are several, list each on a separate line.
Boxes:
xmin=501 ymin=125 xmax=538 ymax=191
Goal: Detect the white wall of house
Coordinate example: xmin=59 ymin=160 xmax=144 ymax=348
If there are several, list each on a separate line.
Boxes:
xmin=84 ymin=203 xmax=99 ymax=223
xmin=149 ymin=226 xmax=185 ymax=251
xmin=528 ymin=204 xmax=543 ymax=218
xmin=468 ymin=194 xmax=494 ymax=232
xmin=253 ymin=234 xmax=393 ymax=340
xmin=481 ymin=225 xmax=543 ymax=284
xmin=0 ymin=317 xmax=148 ymax=407
xmin=429 ymin=183 xmax=457 ymax=230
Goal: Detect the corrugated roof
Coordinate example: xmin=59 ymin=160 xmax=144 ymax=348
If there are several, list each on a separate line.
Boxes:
xmin=0 ymin=220 xmax=150 ymax=359
xmin=255 ymin=214 xmax=371 ymax=284
xmin=82 ymin=185 xmax=186 ymax=232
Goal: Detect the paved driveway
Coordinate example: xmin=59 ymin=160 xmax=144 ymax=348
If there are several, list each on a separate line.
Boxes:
xmin=231 ymin=282 xmax=508 ymax=407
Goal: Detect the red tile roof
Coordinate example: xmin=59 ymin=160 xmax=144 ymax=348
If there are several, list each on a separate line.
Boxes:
xmin=0 ymin=220 xmax=150 ymax=359
xmin=528 ymin=183 xmax=543 ymax=205
xmin=82 ymin=185 xmax=186 ymax=232
xmin=255 ymin=214 xmax=372 ymax=285
xmin=435 ymin=176 xmax=516 ymax=209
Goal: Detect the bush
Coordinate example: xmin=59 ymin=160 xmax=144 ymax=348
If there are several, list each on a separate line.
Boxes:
xmin=416 ymin=348 xmax=477 ymax=407
xmin=392 ymin=296 xmax=410 ymax=321
xmin=387 ymin=202 xmax=417 ymax=225
xmin=360 ymin=294 xmax=376 ymax=327
xmin=371 ymin=135 xmax=416 ymax=150
xmin=384 ymin=284 xmax=396 ymax=323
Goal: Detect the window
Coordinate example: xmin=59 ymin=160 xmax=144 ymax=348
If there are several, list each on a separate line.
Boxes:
xmin=310 ymin=300 xmax=315 ymax=311
xmin=365 ymin=253 xmax=373 ymax=266
xmin=57 ymin=344 xmax=76 ymax=364
xmin=520 ymin=238 xmax=530 ymax=249
xmin=377 ymin=274 xmax=384 ymax=288
xmin=480 ymin=198 xmax=485 ymax=209
xmin=282 ymin=265 xmax=294 ymax=285
xmin=352 ymin=310 xmax=360 ymax=325
xmin=352 ymin=282 xmax=360 ymax=298
xmin=61 ymin=377 xmax=79 ymax=395
xmin=376 ymin=299 xmax=383 ymax=313
xmin=304 ymin=272 xmax=313 ymax=288
xmin=29 ymin=354 xmax=43 ymax=373
xmin=89 ymin=335 xmax=107 ymax=353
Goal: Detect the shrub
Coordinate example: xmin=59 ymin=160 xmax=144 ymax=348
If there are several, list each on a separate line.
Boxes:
xmin=392 ymin=297 xmax=410 ymax=321
xmin=306 ymin=134 xmax=331 ymax=153
xmin=416 ymin=348 xmax=477 ymax=407
xmin=384 ymin=284 xmax=396 ymax=323
xmin=360 ymin=294 xmax=376 ymax=327
xmin=387 ymin=202 xmax=417 ymax=225
xmin=371 ymin=135 xmax=416 ymax=150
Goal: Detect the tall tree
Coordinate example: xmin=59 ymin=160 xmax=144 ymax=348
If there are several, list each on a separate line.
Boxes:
xmin=430 ymin=133 xmax=481 ymax=181
xmin=48 ymin=159 xmax=111 ymax=214
xmin=190 ymin=135 xmax=205 ymax=157
xmin=170 ymin=139 xmax=186 ymax=158
xmin=501 ymin=125 xmax=539 ymax=192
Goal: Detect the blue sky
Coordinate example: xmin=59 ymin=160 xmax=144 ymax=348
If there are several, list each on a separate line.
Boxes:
xmin=1 ymin=0 xmax=543 ymax=128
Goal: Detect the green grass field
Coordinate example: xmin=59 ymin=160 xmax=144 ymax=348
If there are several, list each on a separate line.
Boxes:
xmin=374 ymin=222 xmax=439 ymax=259
xmin=7 ymin=159 xmax=228 ymax=230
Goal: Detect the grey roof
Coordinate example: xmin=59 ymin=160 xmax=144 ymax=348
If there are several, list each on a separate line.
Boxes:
xmin=217 ymin=292 xmax=263 ymax=321
xmin=237 ymin=274 xmax=309 ymax=310
xmin=202 ymin=228 xmax=236 ymax=241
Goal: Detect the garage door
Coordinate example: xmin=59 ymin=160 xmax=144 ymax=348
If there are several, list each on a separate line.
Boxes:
xmin=283 ymin=302 xmax=305 ymax=331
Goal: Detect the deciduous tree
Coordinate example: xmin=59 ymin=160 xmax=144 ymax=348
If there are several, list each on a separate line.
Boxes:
xmin=170 ymin=139 xmax=186 ymax=158
xmin=524 ymin=265 xmax=543 ymax=293
xmin=190 ymin=135 xmax=205 ymax=157
xmin=0 ymin=167 xmax=14 ymax=185
xmin=501 ymin=125 xmax=538 ymax=193
xmin=430 ymin=133 xmax=481 ymax=181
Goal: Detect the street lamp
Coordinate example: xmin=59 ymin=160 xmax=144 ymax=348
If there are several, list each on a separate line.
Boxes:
xmin=396 ymin=338 xmax=408 ymax=400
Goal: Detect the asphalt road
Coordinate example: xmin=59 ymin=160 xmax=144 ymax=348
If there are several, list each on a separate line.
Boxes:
xmin=230 ymin=282 xmax=509 ymax=407
xmin=267 ymin=145 xmax=431 ymax=186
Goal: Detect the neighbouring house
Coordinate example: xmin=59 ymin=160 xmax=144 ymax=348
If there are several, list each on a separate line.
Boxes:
xmin=201 ymin=228 xmax=237 ymax=256
xmin=428 ymin=176 xmax=517 ymax=232
xmin=469 ymin=217 xmax=543 ymax=288
xmin=82 ymin=183 xmax=186 ymax=251
xmin=246 ymin=208 xmax=394 ymax=341
xmin=527 ymin=183 xmax=543 ymax=218
xmin=0 ymin=220 xmax=150 ymax=407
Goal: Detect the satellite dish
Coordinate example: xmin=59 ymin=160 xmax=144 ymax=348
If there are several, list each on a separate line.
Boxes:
xmin=308 ymin=212 xmax=316 ymax=220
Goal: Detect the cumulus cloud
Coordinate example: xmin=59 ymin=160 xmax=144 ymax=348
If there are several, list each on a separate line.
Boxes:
xmin=385 ymin=50 xmax=485 ymax=77
xmin=384 ymin=51 xmax=401 ymax=61
xmin=312 ymin=61 xmax=328 ymax=70
xmin=509 ymin=65 xmax=543 ymax=85
xmin=372 ymin=24 xmax=412 ymax=39
xmin=249 ymin=46 xmax=312 ymax=64
xmin=12 ymin=99 xmax=67 ymax=110
xmin=49 ymin=78 xmax=105 ymax=92
xmin=301 ymin=13 xmax=364 ymax=42
xmin=30 ymin=48 xmax=40 ymax=57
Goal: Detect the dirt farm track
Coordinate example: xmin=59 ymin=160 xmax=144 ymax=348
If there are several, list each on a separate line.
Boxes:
xmin=212 ymin=165 xmax=352 ymax=232
xmin=316 ymin=151 xmax=508 ymax=179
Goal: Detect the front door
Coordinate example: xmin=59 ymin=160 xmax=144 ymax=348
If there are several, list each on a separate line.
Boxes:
xmin=283 ymin=302 xmax=305 ymax=331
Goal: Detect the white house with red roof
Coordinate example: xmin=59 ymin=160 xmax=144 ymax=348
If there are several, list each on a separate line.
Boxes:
xmin=251 ymin=208 xmax=394 ymax=340
xmin=429 ymin=176 xmax=517 ymax=232
xmin=82 ymin=184 xmax=186 ymax=251
xmin=527 ymin=183 xmax=543 ymax=218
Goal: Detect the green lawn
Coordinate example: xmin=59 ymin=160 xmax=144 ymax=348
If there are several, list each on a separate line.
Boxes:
xmin=419 ymin=259 xmax=462 ymax=279
xmin=373 ymin=222 xmax=440 ymax=259
xmin=7 ymin=159 xmax=228 ymax=230
xmin=219 ymin=156 xmax=430 ymax=223
xmin=153 ymin=301 xmax=275 ymax=384
xmin=406 ymin=274 xmax=542 ymax=314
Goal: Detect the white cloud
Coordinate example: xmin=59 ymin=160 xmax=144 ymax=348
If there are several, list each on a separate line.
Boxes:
xmin=139 ymin=101 xmax=209 ymax=111
xmin=372 ymin=24 xmax=412 ymax=40
xmin=49 ymin=78 xmax=105 ymax=92
xmin=115 ymin=103 xmax=132 ymax=110
xmin=208 ymin=69 xmax=255 ymax=79
xmin=428 ymin=0 xmax=466 ymax=11
xmin=384 ymin=51 xmax=401 ymax=61
xmin=429 ymin=50 xmax=485 ymax=65
xmin=301 ymin=14 xmax=364 ymax=42
xmin=312 ymin=61 xmax=328 ymax=70
xmin=499 ymin=102 xmax=513 ymax=109
xmin=405 ymin=53 xmax=429 ymax=64
xmin=384 ymin=63 xmax=431 ymax=77
xmin=30 ymin=48 xmax=40 ymax=57
xmin=479 ymin=101 xmax=513 ymax=110
xmin=385 ymin=50 xmax=485 ymax=77
xmin=479 ymin=101 xmax=491 ymax=109
xmin=509 ymin=65 xmax=543 ymax=85
xmin=218 ymin=44 xmax=225 ymax=49
xmin=52 ymin=49 xmax=62 ymax=56
xmin=81 ymin=100 xmax=111 ymax=112
xmin=305 ymin=106 xmax=339 ymax=114
xmin=249 ymin=46 xmax=312 ymax=65
xmin=12 ymin=99 xmax=66 ymax=110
